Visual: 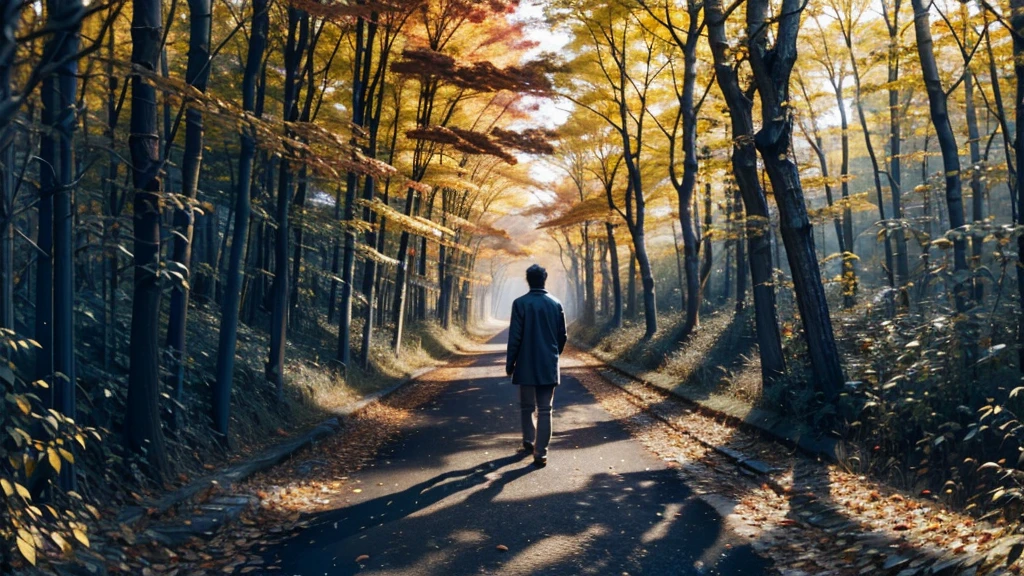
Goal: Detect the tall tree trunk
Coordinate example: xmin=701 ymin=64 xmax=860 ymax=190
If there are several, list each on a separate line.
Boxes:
xmin=339 ymin=12 xmax=375 ymax=366
xmin=965 ymin=70 xmax=984 ymax=300
xmin=213 ymin=0 xmax=268 ymax=439
xmin=583 ymin=223 xmax=596 ymax=324
xmin=700 ymin=181 xmax=713 ymax=300
xmin=911 ymin=0 xmax=968 ymax=282
xmin=884 ymin=0 xmax=910 ymax=286
xmin=125 ymin=0 xmax=170 ymax=480
xmin=626 ymin=248 xmax=637 ymax=319
xmin=706 ymin=0 xmax=785 ymax=385
xmin=45 ymin=0 xmax=83 ymax=490
xmin=733 ymin=185 xmax=747 ymax=311
xmin=672 ymin=221 xmax=685 ymax=310
xmin=747 ymin=0 xmax=842 ymax=397
xmin=605 ymin=222 xmax=622 ymax=328
xmin=839 ymin=17 xmax=896 ymax=295
xmin=599 ymin=240 xmax=610 ymax=315
xmin=391 ymin=187 xmax=418 ymax=353
xmin=0 ymin=10 xmax=13 ymax=334
xmin=266 ymin=8 xmax=308 ymax=397
xmin=166 ymin=0 xmax=212 ymax=427
xmin=1012 ymin=0 xmax=1024 ymax=371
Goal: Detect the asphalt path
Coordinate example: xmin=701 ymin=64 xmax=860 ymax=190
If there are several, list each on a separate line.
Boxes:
xmin=260 ymin=330 xmax=771 ymax=575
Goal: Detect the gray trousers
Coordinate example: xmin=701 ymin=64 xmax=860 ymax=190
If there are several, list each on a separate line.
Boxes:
xmin=519 ymin=385 xmax=555 ymax=457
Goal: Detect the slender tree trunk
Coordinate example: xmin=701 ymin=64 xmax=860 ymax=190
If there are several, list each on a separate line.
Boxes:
xmin=841 ymin=22 xmax=895 ymax=295
xmin=911 ymin=0 xmax=968 ymax=280
xmin=734 ymin=186 xmax=747 ymax=311
xmin=46 ymin=0 xmax=83 ymax=490
xmin=672 ymin=221 xmax=685 ymax=311
xmin=583 ymin=223 xmax=596 ymax=324
xmin=0 ymin=22 xmax=13 ymax=334
xmin=1011 ymin=0 xmax=1024 ymax=371
xmin=723 ymin=192 xmax=732 ymax=303
xmin=884 ymin=0 xmax=910 ymax=286
xmin=213 ymin=0 xmax=267 ymax=439
xmin=605 ymin=222 xmax=622 ymax=327
xmin=166 ymin=0 xmax=212 ymax=427
xmin=266 ymin=8 xmax=308 ymax=397
xmin=125 ymin=0 xmax=170 ymax=480
xmin=626 ymin=248 xmax=637 ymax=319
xmin=700 ymin=182 xmax=713 ymax=300
xmin=965 ymin=71 xmax=984 ymax=300
xmin=599 ymin=240 xmax=610 ymax=315
xmin=392 ymin=187 xmax=418 ymax=353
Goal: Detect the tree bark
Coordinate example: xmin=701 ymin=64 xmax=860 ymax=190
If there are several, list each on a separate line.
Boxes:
xmin=1011 ymin=0 xmax=1024 ymax=371
xmin=213 ymin=0 xmax=268 ymax=439
xmin=166 ymin=0 xmax=212 ymax=426
xmin=391 ymin=187 xmax=418 ymax=354
xmin=883 ymin=0 xmax=910 ymax=286
xmin=266 ymin=8 xmax=308 ymax=397
xmin=706 ymin=0 xmax=785 ymax=384
xmin=911 ymin=0 xmax=968 ymax=281
xmin=125 ymin=0 xmax=170 ymax=480
xmin=747 ymin=0 xmax=843 ymax=397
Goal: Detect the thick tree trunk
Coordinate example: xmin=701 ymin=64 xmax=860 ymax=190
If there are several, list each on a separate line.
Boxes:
xmin=911 ymin=0 xmax=968 ymax=280
xmin=125 ymin=0 xmax=171 ymax=480
xmin=213 ymin=0 xmax=268 ymax=439
xmin=747 ymin=0 xmax=843 ymax=399
xmin=166 ymin=0 xmax=212 ymax=426
xmin=706 ymin=0 xmax=785 ymax=384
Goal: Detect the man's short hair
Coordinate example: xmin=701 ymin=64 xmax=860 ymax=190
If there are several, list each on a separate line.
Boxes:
xmin=526 ymin=264 xmax=547 ymax=289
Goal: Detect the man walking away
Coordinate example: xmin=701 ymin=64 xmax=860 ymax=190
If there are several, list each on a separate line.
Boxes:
xmin=506 ymin=264 xmax=568 ymax=467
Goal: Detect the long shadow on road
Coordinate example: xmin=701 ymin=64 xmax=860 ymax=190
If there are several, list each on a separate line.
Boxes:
xmin=259 ymin=331 xmax=770 ymax=575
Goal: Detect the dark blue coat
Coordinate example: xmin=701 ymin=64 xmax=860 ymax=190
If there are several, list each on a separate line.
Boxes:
xmin=506 ymin=289 xmax=568 ymax=386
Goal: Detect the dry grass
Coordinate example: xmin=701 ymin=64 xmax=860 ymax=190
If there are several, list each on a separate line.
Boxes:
xmin=572 ymin=308 xmax=766 ymax=406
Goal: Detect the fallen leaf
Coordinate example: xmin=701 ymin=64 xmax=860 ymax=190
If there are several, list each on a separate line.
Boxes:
xmin=496 ymin=545 xmax=509 ymax=552
xmin=355 ymin=554 xmax=370 ymax=563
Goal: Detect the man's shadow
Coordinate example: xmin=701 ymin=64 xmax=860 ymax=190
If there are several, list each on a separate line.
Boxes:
xmin=276 ymin=453 xmax=537 ymax=546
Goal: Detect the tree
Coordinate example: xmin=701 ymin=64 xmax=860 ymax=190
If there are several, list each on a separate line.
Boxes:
xmin=911 ymin=0 xmax=968 ymax=286
xmin=213 ymin=0 xmax=269 ymax=440
xmin=747 ymin=0 xmax=845 ymax=398
xmin=565 ymin=1 xmax=662 ymax=338
xmin=125 ymin=0 xmax=171 ymax=480
xmin=266 ymin=6 xmax=309 ymax=399
xmin=641 ymin=0 xmax=706 ymax=341
xmin=166 ymin=0 xmax=213 ymax=426
xmin=705 ymin=0 xmax=786 ymax=384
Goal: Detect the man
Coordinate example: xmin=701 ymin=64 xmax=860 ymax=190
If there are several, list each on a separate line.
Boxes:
xmin=505 ymin=264 xmax=568 ymax=467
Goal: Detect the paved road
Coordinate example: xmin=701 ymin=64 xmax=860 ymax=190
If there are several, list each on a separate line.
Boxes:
xmin=261 ymin=331 xmax=771 ymax=575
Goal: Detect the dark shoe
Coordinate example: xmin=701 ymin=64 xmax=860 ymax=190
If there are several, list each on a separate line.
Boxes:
xmin=518 ymin=441 xmax=534 ymax=455
xmin=533 ymin=456 xmax=547 ymax=468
